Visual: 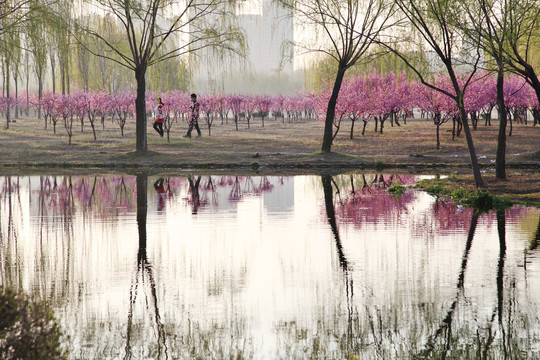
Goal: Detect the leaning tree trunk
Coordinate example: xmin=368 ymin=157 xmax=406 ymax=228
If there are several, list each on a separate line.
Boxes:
xmin=458 ymin=96 xmax=484 ymax=187
xmin=135 ymin=67 xmax=147 ymax=152
xmin=321 ymin=65 xmax=346 ymax=153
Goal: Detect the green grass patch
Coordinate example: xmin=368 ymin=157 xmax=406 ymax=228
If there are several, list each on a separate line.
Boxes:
xmin=375 ymin=159 xmax=386 ymax=171
xmin=416 ymin=178 xmax=513 ymax=212
xmin=387 ymin=182 xmax=406 ymax=200
xmin=250 ymin=161 xmax=261 ymax=171
xmin=195 ymin=162 xmax=209 ymax=169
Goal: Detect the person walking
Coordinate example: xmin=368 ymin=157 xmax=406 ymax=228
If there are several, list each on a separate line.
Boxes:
xmin=153 ymin=97 xmax=165 ymax=137
xmin=184 ymin=93 xmax=201 ymax=138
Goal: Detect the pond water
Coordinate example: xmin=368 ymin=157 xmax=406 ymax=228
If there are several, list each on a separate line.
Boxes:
xmin=1 ymin=174 xmax=539 ymax=359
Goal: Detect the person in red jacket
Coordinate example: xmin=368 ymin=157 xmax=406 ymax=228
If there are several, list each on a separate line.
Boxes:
xmin=153 ymin=97 xmax=165 ymax=137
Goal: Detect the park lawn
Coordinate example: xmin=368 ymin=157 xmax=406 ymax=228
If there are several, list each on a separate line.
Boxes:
xmin=0 ymin=114 xmax=539 ymax=205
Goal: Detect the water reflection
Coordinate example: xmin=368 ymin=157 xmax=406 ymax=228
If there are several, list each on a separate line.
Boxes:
xmin=1 ymin=174 xmax=539 ymax=359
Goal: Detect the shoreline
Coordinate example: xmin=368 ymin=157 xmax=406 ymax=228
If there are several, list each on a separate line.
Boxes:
xmin=1 ymin=115 xmax=538 ymax=206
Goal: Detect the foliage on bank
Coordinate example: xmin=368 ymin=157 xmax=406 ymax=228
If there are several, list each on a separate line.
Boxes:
xmin=415 ymin=178 xmax=514 ymax=212
xmin=0 ymin=287 xmax=67 ymax=360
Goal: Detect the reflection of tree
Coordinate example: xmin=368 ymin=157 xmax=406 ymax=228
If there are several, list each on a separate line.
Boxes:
xmin=321 ymin=175 xmax=358 ymax=354
xmin=329 ymin=174 xmax=416 ymax=228
xmin=496 ymin=210 xmax=506 ymax=352
xmin=124 ymin=174 xmax=167 ymax=360
xmin=229 ymin=176 xmax=243 ymax=202
xmin=187 ymin=176 xmax=202 ymax=214
xmin=1 ymin=177 xmax=19 ymax=287
xmin=202 ymin=176 xmax=218 ymax=206
xmin=418 ymin=211 xmax=479 ymax=358
xmin=321 ymin=175 xmax=348 ymax=271
xmin=530 ymin=216 xmax=540 ymax=251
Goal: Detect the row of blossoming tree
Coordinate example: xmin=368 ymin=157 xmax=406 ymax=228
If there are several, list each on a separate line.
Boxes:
xmin=0 ymin=71 xmax=538 ymax=146
xmin=314 ymin=71 xmax=539 ymax=148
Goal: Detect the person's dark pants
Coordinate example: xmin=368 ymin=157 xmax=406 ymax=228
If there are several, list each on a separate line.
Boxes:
xmin=153 ymin=121 xmax=164 ymax=137
xmin=186 ymin=122 xmax=201 ymax=137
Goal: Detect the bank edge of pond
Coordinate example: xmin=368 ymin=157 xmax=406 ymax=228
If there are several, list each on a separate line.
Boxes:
xmin=413 ymin=175 xmax=540 ymax=209
xmin=1 ymin=155 xmax=538 ymax=207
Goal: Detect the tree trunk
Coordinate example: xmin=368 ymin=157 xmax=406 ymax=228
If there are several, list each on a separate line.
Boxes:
xmin=14 ymin=74 xmax=18 ymax=119
xmin=135 ymin=67 xmax=147 ymax=152
xmin=321 ymin=65 xmax=346 ymax=153
xmin=60 ymin=56 xmax=66 ymax=95
xmin=5 ymin=62 xmax=10 ymax=129
xmin=50 ymin=53 xmax=56 ymax=94
xmin=38 ymin=75 xmax=43 ymax=123
xmin=436 ymin=123 xmax=440 ymax=150
xmin=25 ymin=61 xmax=29 ymax=115
xmin=458 ymin=96 xmax=484 ymax=187
xmin=495 ymin=71 xmax=507 ymax=180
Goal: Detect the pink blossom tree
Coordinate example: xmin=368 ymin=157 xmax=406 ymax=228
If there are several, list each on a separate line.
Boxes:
xmin=227 ymin=95 xmax=243 ymax=131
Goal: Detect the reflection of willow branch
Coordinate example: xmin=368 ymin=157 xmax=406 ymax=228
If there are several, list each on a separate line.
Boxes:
xmin=38 ymin=177 xmax=49 ymax=294
xmin=418 ymin=211 xmax=479 ymax=359
xmin=5 ymin=177 xmax=20 ymax=287
xmin=125 ymin=175 xmax=167 ymax=360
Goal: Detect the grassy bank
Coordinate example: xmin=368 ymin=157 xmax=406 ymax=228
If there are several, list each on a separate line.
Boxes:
xmin=1 ymin=114 xmax=539 ymax=205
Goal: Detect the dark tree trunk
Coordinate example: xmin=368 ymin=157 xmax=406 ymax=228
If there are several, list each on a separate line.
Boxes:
xmin=135 ymin=67 xmax=147 ymax=152
xmin=361 ymin=120 xmax=368 ymax=136
xmin=495 ymin=71 xmax=507 ymax=180
xmin=471 ymin=112 xmax=477 ymax=130
xmin=436 ymin=123 xmax=440 ymax=150
xmin=321 ymin=65 xmax=347 ymax=153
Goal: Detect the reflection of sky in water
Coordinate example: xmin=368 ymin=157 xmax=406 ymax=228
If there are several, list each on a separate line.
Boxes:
xmin=1 ymin=175 xmax=539 ymax=359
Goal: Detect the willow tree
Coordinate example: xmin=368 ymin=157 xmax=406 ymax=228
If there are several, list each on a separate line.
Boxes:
xmin=27 ymin=3 xmax=49 ymax=122
xmin=501 ymin=0 xmax=540 ymax=106
xmin=0 ymin=0 xmax=31 ymax=128
xmin=382 ymin=0 xmax=485 ymax=187
xmin=277 ymin=0 xmax=398 ymax=153
xmin=71 ymin=0 xmax=244 ymax=152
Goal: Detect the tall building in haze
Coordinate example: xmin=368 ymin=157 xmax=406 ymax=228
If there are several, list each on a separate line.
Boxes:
xmin=193 ymin=0 xmax=299 ymax=94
